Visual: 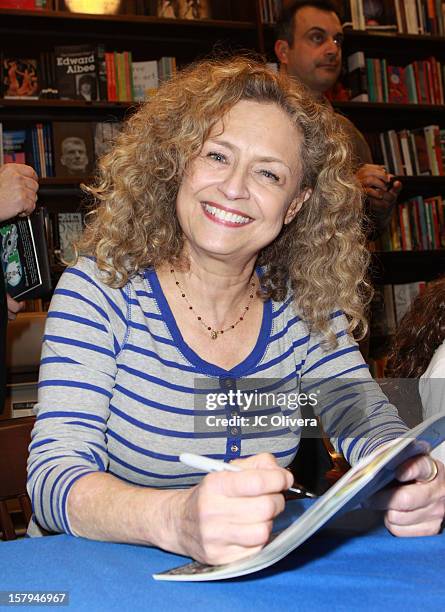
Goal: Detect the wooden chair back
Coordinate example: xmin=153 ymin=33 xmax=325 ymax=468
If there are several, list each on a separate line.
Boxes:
xmin=0 ymin=417 xmax=34 ymax=540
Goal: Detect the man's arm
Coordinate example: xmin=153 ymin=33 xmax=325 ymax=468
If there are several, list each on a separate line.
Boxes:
xmin=335 ymin=113 xmax=402 ymax=237
xmin=357 ymin=164 xmax=402 ymax=237
xmin=0 ymin=162 xmax=38 ymax=222
xmin=0 ymin=163 xmax=39 ymax=316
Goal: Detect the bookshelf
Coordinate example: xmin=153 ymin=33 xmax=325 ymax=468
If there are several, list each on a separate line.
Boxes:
xmin=1 ymin=0 xmax=445 ymax=377
xmin=335 ymin=29 xmax=445 ymax=266
xmin=0 ymin=0 xmax=262 ymax=419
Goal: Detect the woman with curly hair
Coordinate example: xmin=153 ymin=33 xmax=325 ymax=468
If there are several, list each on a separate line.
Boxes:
xmin=27 ymin=56 xmax=444 ymax=563
xmin=388 ymin=278 xmax=445 ymax=463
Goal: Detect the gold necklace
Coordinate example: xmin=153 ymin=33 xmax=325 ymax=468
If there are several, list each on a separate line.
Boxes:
xmin=170 ymin=267 xmax=257 ymax=340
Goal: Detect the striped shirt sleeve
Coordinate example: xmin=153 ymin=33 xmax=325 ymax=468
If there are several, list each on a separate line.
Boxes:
xmin=27 ymin=258 xmax=126 ymax=535
xmin=301 ymin=311 xmax=409 ymax=466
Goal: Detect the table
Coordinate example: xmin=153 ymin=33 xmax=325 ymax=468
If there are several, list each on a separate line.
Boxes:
xmin=1 ymin=504 xmax=444 ymax=611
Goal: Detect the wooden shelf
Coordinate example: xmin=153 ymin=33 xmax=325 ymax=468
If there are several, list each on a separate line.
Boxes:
xmin=396 ymin=176 xmax=445 ymax=198
xmin=370 ymin=250 xmax=445 ymax=284
xmin=333 ymin=101 xmax=445 ymax=131
xmin=0 ymin=8 xmax=257 ymax=29
xmin=334 ymin=101 xmax=445 ymax=114
xmin=0 ymin=98 xmax=134 ymax=109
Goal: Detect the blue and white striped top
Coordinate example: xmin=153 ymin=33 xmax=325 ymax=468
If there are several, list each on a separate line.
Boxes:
xmin=27 ymin=257 xmax=408 ymax=535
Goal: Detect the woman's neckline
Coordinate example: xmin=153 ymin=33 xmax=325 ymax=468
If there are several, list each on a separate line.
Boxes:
xmin=145 ymin=267 xmax=273 ymax=376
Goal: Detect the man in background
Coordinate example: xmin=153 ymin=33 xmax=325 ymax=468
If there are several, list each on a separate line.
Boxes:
xmin=274 ymin=1 xmax=403 ymax=490
xmin=274 ymin=0 xmax=402 ymax=234
xmin=0 ymin=163 xmax=38 ymax=413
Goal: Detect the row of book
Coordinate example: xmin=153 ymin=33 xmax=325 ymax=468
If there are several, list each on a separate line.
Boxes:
xmin=373 ymin=194 xmax=445 ymax=252
xmin=259 ymin=0 xmax=281 ymax=24
xmin=0 ymin=120 xmax=123 ymax=178
xmin=1 ymin=46 xmax=176 ymax=102
xmin=347 ymin=52 xmax=445 ymax=105
xmin=346 ymin=0 xmax=445 ymax=36
xmin=366 ymin=125 xmax=445 ymax=177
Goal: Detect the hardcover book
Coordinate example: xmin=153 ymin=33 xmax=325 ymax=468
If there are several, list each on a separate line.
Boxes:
xmin=54 ymin=44 xmax=99 ymax=101
xmin=0 ymin=208 xmax=51 ymax=300
xmin=52 ymin=122 xmax=95 ymax=178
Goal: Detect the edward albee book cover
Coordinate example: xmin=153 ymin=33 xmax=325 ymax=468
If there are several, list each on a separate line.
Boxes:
xmin=54 ymin=44 xmax=99 ymax=101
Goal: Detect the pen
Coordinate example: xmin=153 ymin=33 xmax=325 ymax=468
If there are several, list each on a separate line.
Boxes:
xmin=179 ymin=452 xmax=317 ymax=498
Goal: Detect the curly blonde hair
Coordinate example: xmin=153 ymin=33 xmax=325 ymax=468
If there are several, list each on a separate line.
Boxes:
xmin=79 ymin=55 xmax=371 ymax=341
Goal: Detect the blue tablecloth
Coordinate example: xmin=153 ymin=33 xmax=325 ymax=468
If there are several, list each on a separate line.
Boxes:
xmin=1 ymin=504 xmax=445 ymax=611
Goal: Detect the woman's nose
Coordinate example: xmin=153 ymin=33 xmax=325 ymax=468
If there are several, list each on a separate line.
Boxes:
xmin=217 ymin=165 xmax=249 ymax=200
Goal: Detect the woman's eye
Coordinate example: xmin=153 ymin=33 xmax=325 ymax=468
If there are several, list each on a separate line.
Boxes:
xmin=259 ymin=169 xmax=280 ymax=182
xmin=207 ymin=151 xmax=226 ymax=163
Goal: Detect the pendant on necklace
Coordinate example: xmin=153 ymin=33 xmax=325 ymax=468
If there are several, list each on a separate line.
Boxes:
xmin=210 ymin=330 xmax=218 ymax=340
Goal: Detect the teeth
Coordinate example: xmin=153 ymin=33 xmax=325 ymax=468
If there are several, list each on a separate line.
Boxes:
xmin=204 ymin=204 xmax=250 ymax=224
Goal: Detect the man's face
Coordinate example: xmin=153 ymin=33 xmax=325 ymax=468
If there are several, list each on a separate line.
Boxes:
xmin=61 ymin=137 xmax=88 ymax=173
xmin=275 ymin=6 xmax=343 ymax=95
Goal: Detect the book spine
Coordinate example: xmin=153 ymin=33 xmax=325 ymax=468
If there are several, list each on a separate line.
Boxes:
xmin=388 ymin=129 xmax=404 ymax=175
xmin=394 ymin=0 xmax=404 ymax=32
xmin=366 ymin=58 xmax=376 ymax=102
xmin=36 ymin=123 xmax=46 ymax=178
xmin=415 ymin=196 xmax=429 ymax=250
xmin=423 ymin=60 xmax=433 ymax=104
xmin=431 ymin=197 xmax=441 ymax=248
xmin=408 ymin=131 xmax=420 ymax=175
xmin=398 ymin=130 xmax=414 ymax=175
xmin=381 ymin=58 xmax=388 ymax=102
xmin=128 ymin=51 xmax=135 ymax=101
xmin=105 ymin=52 xmax=114 ymax=101
xmin=424 ymin=125 xmax=439 ymax=175
xmin=96 ymin=44 xmax=108 ymax=101
xmin=373 ymin=58 xmax=383 ymax=102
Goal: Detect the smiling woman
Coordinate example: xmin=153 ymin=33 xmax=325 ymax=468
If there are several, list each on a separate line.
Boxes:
xmin=27 ymin=56 xmax=445 ymax=566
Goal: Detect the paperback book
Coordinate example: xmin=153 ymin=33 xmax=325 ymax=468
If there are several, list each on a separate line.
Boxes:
xmin=2 ymin=57 xmax=39 ymax=99
xmin=153 ymin=413 xmax=445 ymax=581
xmin=54 ymin=44 xmax=99 ymax=101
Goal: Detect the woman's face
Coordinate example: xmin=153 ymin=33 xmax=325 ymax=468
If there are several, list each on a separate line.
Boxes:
xmin=176 ymin=99 xmax=307 ymax=265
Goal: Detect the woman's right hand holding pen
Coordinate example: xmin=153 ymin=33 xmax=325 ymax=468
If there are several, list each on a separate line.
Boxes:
xmin=171 ymin=453 xmax=293 ymax=566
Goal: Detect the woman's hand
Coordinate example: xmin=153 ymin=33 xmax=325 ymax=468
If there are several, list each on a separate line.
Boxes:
xmin=368 ymin=454 xmax=445 ymax=537
xmin=172 ymin=453 xmax=293 ymax=565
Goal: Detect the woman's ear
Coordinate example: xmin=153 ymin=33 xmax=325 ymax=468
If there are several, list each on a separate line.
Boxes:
xmin=284 ymin=188 xmax=312 ymax=225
